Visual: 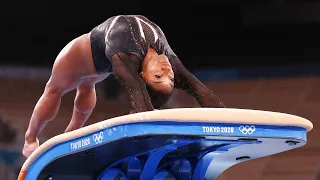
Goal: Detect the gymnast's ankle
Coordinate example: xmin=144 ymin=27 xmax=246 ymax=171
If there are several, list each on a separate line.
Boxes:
xmin=25 ymin=133 xmax=37 ymax=144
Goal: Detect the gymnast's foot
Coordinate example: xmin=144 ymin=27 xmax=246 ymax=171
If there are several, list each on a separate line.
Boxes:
xmin=22 ymin=138 xmax=39 ymax=158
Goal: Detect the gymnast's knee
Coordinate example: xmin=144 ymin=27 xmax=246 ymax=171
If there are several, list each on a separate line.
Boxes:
xmin=74 ymin=84 xmax=96 ymax=114
xmin=43 ymin=82 xmax=64 ymax=99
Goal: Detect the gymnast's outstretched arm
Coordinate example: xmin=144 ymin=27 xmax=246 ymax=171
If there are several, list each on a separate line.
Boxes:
xmin=169 ymin=55 xmax=226 ymax=108
xmin=111 ymin=52 xmax=155 ymax=113
xmin=154 ymin=25 xmax=225 ymax=108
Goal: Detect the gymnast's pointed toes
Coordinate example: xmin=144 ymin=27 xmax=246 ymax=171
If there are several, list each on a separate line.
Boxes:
xmin=22 ymin=138 xmax=39 ymax=158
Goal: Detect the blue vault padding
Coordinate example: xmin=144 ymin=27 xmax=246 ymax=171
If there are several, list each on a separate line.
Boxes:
xmin=18 ymin=108 xmax=313 ymax=180
xmin=26 ymin=122 xmax=306 ymax=180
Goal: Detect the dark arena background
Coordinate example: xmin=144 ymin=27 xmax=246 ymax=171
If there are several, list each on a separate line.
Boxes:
xmin=0 ymin=1 xmax=320 ymax=179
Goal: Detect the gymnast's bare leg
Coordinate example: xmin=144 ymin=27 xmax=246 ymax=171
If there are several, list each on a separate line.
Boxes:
xmin=23 ymin=33 xmax=109 ymax=158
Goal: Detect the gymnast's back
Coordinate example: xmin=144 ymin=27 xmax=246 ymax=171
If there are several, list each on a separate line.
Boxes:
xmin=90 ymin=15 xmax=176 ymax=72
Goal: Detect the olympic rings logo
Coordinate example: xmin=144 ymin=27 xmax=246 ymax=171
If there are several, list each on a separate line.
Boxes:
xmin=93 ymin=131 xmax=104 ymax=144
xmin=239 ymin=125 xmax=256 ymax=135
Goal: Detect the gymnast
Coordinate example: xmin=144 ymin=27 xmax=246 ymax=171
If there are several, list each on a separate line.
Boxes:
xmin=22 ymin=15 xmax=225 ymax=158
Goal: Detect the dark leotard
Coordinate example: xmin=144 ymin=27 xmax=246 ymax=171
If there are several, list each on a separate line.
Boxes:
xmin=90 ymin=15 xmax=225 ymax=112
xmin=90 ymin=15 xmax=174 ymax=73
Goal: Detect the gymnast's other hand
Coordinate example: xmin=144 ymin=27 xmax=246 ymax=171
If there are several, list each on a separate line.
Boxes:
xmin=22 ymin=138 xmax=39 ymax=158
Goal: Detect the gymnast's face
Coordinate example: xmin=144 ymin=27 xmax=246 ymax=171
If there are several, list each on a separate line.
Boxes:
xmin=141 ymin=54 xmax=174 ymax=95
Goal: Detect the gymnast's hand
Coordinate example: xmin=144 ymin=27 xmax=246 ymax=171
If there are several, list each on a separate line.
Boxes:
xmin=22 ymin=138 xmax=39 ymax=158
